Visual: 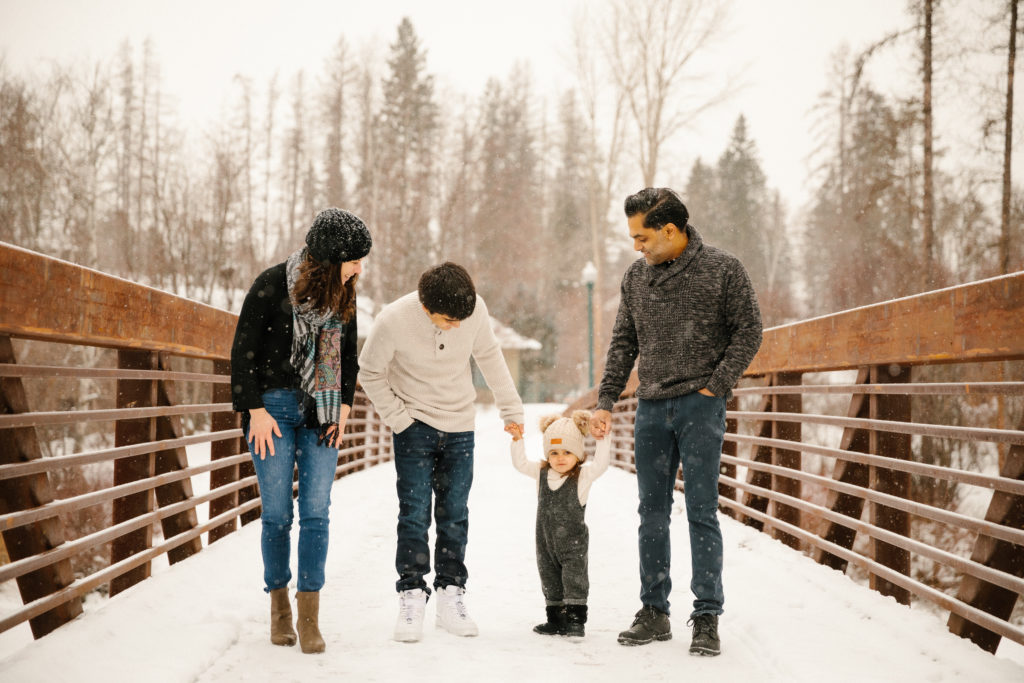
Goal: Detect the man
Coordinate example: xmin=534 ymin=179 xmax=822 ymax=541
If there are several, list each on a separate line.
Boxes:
xmin=590 ymin=188 xmax=762 ymax=656
xmin=358 ymin=262 xmax=524 ymax=642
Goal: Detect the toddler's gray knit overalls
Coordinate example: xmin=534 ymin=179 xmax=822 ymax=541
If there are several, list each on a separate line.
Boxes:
xmin=535 ymin=470 xmax=589 ymax=606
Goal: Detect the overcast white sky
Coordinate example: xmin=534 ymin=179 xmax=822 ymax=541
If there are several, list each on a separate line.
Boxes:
xmin=0 ymin=1 xmax=948 ymax=209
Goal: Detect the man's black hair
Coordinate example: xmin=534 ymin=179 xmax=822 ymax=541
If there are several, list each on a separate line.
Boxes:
xmin=418 ymin=262 xmax=477 ymax=320
xmin=624 ymin=187 xmax=689 ymax=230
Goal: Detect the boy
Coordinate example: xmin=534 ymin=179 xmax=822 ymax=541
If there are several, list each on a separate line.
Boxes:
xmin=358 ymin=262 xmax=524 ymax=642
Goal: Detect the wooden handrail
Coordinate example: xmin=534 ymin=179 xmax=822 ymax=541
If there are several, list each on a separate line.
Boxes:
xmin=0 ymin=243 xmax=237 ymax=359
xmin=746 ymin=271 xmax=1024 ymax=375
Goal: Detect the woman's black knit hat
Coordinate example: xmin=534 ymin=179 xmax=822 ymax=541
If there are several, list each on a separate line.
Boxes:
xmin=305 ymin=208 xmax=372 ymax=265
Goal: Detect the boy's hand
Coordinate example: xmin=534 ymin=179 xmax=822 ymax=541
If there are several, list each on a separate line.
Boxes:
xmin=505 ymin=423 xmax=524 ymax=441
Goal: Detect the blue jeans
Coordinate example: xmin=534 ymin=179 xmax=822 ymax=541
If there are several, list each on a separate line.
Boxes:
xmin=634 ymin=392 xmax=726 ymax=619
xmin=247 ymin=388 xmax=338 ymax=593
xmin=392 ymin=420 xmax=475 ymax=595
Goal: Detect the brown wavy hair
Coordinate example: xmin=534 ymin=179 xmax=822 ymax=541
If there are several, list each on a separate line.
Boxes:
xmin=292 ymin=251 xmax=358 ymax=322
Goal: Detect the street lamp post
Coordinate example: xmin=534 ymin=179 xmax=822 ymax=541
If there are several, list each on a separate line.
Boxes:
xmin=581 ymin=261 xmax=597 ymax=388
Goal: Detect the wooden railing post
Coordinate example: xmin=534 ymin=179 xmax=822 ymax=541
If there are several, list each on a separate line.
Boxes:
xmin=110 ymin=350 xmax=159 ymax=597
xmin=151 ymin=353 xmax=201 ymax=564
xmin=947 ymin=413 xmax=1024 ymax=652
xmin=867 ymin=363 xmax=912 ymax=605
xmin=0 ymin=335 xmax=83 ymax=637
xmin=739 ymin=373 xmax=799 ymax=534
xmin=816 ymin=368 xmax=872 ymax=571
xmin=208 ymin=359 xmax=241 ymax=544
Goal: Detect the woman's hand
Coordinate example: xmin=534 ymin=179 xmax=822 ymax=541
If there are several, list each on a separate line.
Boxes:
xmin=248 ymin=407 xmax=282 ymax=459
xmin=325 ymin=405 xmax=353 ymax=448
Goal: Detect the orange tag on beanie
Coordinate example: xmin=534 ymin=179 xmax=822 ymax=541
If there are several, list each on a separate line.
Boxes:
xmin=551 ymin=438 xmax=562 ymax=444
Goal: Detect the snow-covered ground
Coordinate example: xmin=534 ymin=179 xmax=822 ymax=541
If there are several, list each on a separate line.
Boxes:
xmin=1 ymin=404 xmax=1022 ymax=682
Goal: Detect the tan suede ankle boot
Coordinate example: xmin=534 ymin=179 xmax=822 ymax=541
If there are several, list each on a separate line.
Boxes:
xmin=269 ymin=588 xmax=297 ymax=646
xmin=296 ymin=591 xmax=326 ymax=654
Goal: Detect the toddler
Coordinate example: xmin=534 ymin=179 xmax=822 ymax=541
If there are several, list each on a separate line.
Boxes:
xmin=510 ymin=410 xmax=610 ymax=637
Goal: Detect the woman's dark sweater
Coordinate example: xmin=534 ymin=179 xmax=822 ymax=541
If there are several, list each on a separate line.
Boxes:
xmin=230 ymin=262 xmax=359 ymax=416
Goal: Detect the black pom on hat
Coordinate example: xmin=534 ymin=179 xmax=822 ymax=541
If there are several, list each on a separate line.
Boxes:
xmin=305 ymin=208 xmax=372 ymax=265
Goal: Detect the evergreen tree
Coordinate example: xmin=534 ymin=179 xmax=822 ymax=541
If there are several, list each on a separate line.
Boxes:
xmin=374 ymin=17 xmax=439 ymax=303
xmin=715 ymin=115 xmax=767 ymax=281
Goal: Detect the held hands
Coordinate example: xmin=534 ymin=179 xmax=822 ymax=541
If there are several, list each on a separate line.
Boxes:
xmin=589 ymin=388 xmax=713 ymax=439
xmin=248 ymin=407 xmax=282 ymax=460
xmin=590 ymin=410 xmax=612 ymax=439
xmin=505 ymin=423 xmax=525 ymax=441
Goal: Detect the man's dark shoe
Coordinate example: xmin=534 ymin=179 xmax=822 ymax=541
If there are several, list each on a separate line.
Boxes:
xmin=617 ymin=605 xmax=671 ymax=646
xmin=533 ymin=605 xmax=567 ymax=635
xmin=688 ymin=613 xmax=721 ymax=656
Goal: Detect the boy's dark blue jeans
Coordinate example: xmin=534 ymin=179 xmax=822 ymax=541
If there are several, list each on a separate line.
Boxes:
xmin=633 ymin=391 xmax=727 ymax=619
xmin=392 ymin=419 xmax=475 ymax=595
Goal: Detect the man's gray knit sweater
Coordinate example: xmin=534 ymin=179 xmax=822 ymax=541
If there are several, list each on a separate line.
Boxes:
xmin=597 ymin=225 xmax=763 ymax=411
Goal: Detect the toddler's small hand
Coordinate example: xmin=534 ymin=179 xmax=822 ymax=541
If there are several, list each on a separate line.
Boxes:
xmin=505 ymin=423 xmax=524 ymax=441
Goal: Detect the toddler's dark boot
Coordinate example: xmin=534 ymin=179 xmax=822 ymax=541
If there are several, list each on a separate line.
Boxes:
xmin=564 ymin=604 xmax=587 ymax=638
xmin=533 ymin=605 xmax=567 ymax=635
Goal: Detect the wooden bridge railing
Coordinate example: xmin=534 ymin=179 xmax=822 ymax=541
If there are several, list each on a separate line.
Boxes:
xmin=571 ymin=271 xmax=1024 ymax=654
xmin=0 ymin=243 xmax=392 ymax=641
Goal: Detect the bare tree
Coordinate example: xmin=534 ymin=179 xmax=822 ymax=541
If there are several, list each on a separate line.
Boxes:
xmin=284 ymin=71 xmax=307 ymax=246
xmin=231 ymin=75 xmax=255 ymax=273
xmin=1000 ymin=0 xmax=1019 ymax=275
xmin=261 ymin=73 xmax=279 ymax=263
xmin=920 ymin=0 xmax=936 ymax=289
xmin=322 ymin=36 xmax=356 ymax=209
xmin=571 ymin=6 xmax=627 ymax=366
xmin=602 ymin=0 xmax=734 ymax=186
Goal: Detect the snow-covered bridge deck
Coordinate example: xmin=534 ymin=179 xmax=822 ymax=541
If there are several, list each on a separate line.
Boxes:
xmin=2 ymin=406 xmax=1021 ymax=683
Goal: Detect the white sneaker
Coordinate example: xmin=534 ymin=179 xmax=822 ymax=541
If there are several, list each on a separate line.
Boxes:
xmin=394 ymin=589 xmax=427 ymax=642
xmin=435 ymin=585 xmax=479 ymax=637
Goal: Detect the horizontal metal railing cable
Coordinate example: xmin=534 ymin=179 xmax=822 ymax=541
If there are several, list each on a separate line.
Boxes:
xmin=0 ymin=403 xmax=231 ymax=429
xmin=731 ymin=382 xmax=1024 ymax=396
xmin=0 ymin=363 xmax=231 ymax=383
xmin=728 ymin=410 xmax=1024 ymax=446
xmin=0 ymin=453 xmax=251 ymax=532
xmin=719 ymin=453 xmax=1024 ymax=547
xmin=724 ymin=432 xmax=1024 ymax=497
xmin=0 ymin=429 xmax=245 ymax=481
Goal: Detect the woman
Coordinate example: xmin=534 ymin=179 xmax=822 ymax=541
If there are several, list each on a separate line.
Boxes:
xmin=230 ymin=208 xmax=371 ymax=654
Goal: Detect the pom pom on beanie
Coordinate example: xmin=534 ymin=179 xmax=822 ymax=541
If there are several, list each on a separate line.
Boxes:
xmin=540 ymin=410 xmax=592 ymax=462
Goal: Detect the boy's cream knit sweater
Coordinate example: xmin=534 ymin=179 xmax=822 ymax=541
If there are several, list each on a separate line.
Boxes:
xmin=358 ymin=292 xmax=524 ymax=434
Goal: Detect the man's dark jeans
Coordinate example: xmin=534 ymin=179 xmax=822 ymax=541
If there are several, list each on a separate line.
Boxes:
xmin=633 ymin=392 xmax=726 ymax=619
xmin=392 ymin=420 xmax=475 ymax=595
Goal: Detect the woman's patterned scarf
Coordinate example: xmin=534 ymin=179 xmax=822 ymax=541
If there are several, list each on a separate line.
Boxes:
xmin=286 ymin=248 xmax=345 ymax=441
